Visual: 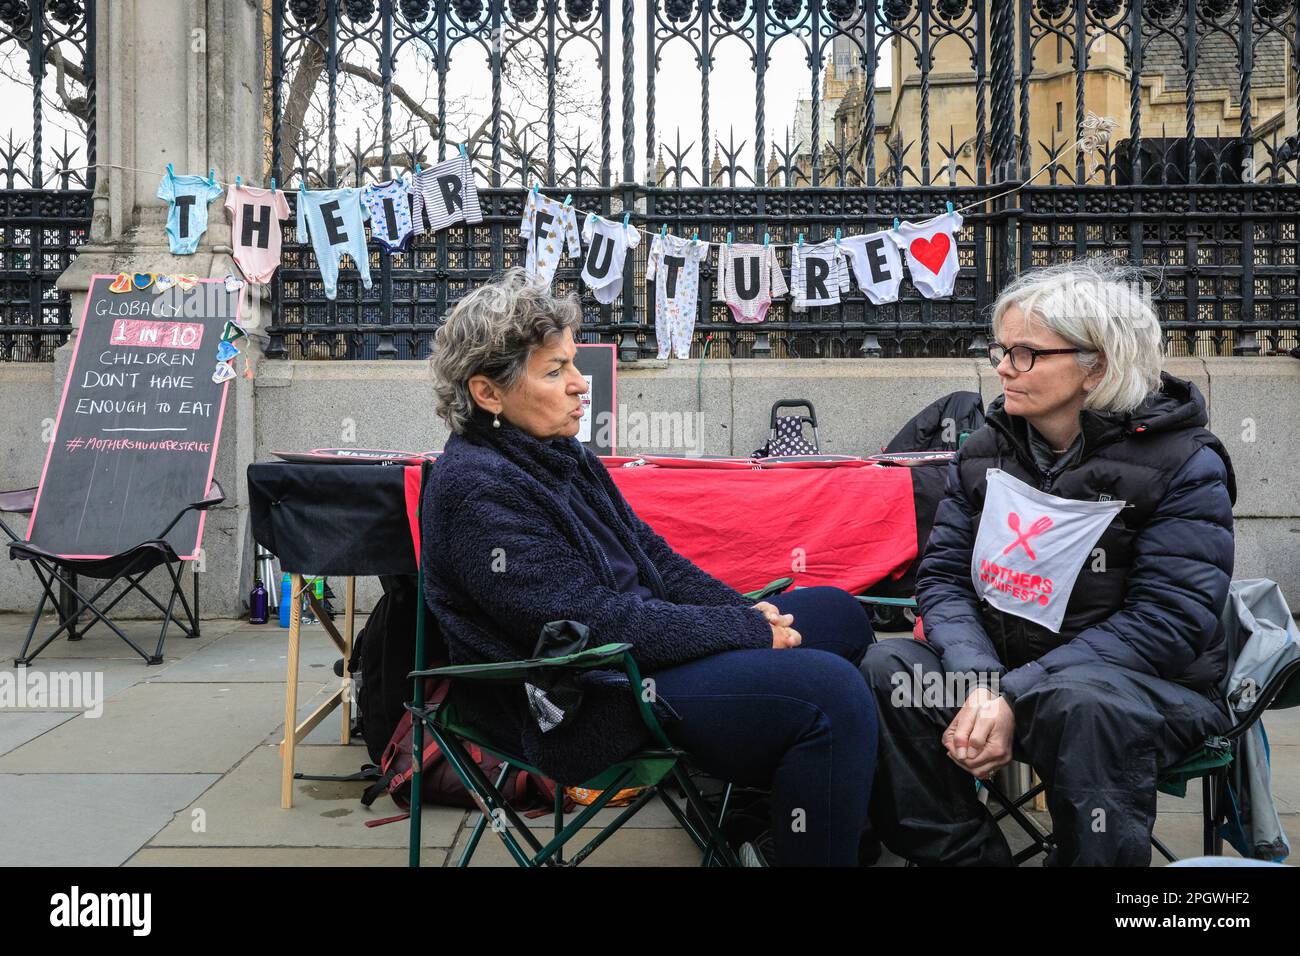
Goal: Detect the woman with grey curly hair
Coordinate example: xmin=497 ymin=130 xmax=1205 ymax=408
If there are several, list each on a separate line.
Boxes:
xmin=421 ymin=267 xmax=879 ymax=867
xmin=861 ymin=256 xmax=1238 ymax=866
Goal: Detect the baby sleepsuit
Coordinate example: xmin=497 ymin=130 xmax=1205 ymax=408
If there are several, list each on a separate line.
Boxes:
xmin=361 ymin=179 xmax=416 ymax=253
xmin=412 ymin=153 xmax=483 ymax=233
xmin=646 ymin=233 xmax=709 ymax=360
xmin=157 ymin=173 xmax=224 ymax=255
xmin=839 ymin=231 xmax=905 ymax=305
xmin=224 ymin=185 xmax=291 ymax=284
xmin=580 ymin=213 xmax=639 ymax=304
xmin=296 ymin=186 xmax=373 ymax=300
xmin=789 ymin=240 xmax=850 ymax=312
xmin=716 ymin=243 xmax=788 ymax=323
xmin=891 ymin=211 xmax=964 ymax=298
xmin=520 ymin=191 xmax=582 ymax=286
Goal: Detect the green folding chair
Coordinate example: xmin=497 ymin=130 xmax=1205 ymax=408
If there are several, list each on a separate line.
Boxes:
xmin=403 ymin=576 xmax=796 ymax=868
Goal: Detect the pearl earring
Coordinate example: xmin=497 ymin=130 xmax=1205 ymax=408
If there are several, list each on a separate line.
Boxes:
xmin=493 ymin=414 xmax=501 ymax=429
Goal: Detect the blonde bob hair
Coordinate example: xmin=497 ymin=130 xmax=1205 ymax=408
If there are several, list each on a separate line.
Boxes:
xmin=991 ymin=257 xmax=1165 ymax=414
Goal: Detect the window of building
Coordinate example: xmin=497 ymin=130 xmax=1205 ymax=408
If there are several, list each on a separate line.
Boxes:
xmin=1056 ymin=102 xmax=1063 ymax=132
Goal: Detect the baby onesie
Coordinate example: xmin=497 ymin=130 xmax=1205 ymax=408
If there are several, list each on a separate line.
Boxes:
xmin=412 ymin=153 xmax=483 ymax=233
xmin=789 ymin=240 xmax=850 ymax=312
xmin=716 ymin=243 xmax=788 ymax=323
xmin=645 ymin=233 xmax=709 ymax=360
xmin=839 ymin=230 xmax=905 ymax=305
xmin=891 ymin=211 xmax=964 ymax=298
xmin=360 ymin=179 xmax=416 ymax=253
xmin=224 ymin=185 xmax=291 ymax=284
xmin=580 ymin=213 xmax=639 ymax=304
xmin=296 ymin=186 xmax=373 ymax=300
xmin=157 ymin=173 xmax=224 ymax=255
xmin=519 ymin=191 xmax=582 ymax=286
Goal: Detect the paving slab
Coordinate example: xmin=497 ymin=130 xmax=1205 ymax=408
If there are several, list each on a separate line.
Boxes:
xmin=0 ymin=773 xmax=219 ymax=867
xmin=148 ymin=743 xmax=464 ymax=849
xmin=125 ymin=847 xmax=422 ymax=866
xmin=156 ymin=624 xmax=345 ymax=683
xmin=0 ymin=712 xmax=75 ymax=756
xmin=1 ymin=654 xmax=179 ymax=709
xmin=0 ymin=613 xmax=237 ymax=663
xmin=0 ymin=680 xmax=326 ymax=773
xmin=446 ymin=820 xmax=705 ymax=867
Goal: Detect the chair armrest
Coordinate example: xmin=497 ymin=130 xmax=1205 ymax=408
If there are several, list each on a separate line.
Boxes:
xmin=191 ymin=480 xmax=226 ymax=511
xmin=744 ymin=577 xmax=794 ymax=601
xmin=856 ymin=595 xmax=919 ymax=609
xmin=409 ymin=642 xmax=634 ymax=682
xmin=0 ymin=487 xmax=37 ymax=515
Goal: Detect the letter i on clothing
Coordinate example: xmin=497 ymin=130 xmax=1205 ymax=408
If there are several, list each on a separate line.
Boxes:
xmin=717 ymin=243 xmax=788 ymax=323
xmin=360 ymin=179 xmax=416 ymax=253
xmin=157 ymin=173 xmax=224 ymax=255
xmin=646 ymin=233 xmax=709 ymax=360
xmin=225 ymin=185 xmax=291 ymax=284
xmin=296 ymin=186 xmax=372 ymax=300
xmin=519 ymin=190 xmax=582 ymax=286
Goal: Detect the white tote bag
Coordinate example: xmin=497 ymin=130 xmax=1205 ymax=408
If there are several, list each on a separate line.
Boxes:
xmin=970 ymin=469 xmax=1125 ymax=633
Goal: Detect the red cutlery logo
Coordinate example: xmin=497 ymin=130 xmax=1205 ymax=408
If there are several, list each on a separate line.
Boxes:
xmin=1003 ymin=512 xmax=1053 ymax=560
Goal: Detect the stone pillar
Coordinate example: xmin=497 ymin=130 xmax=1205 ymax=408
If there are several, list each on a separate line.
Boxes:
xmin=55 ymin=0 xmax=266 ymax=616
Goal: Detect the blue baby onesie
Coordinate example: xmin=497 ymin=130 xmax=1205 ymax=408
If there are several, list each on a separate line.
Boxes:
xmin=360 ymin=179 xmax=415 ymax=253
xmin=296 ymin=186 xmax=373 ymax=300
xmin=156 ymin=173 xmax=224 ymax=255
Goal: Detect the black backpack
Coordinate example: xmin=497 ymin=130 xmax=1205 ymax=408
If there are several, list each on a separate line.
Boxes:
xmin=350 ymin=574 xmax=447 ymax=765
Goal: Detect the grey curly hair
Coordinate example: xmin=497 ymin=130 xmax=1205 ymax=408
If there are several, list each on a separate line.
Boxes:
xmin=431 ymin=267 xmax=582 ymax=434
xmin=991 ymin=256 xmax=1165 ymax=414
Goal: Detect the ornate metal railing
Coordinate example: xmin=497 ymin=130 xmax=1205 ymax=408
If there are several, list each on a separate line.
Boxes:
xmin=0 ymin=0 xmax=95 ymax=361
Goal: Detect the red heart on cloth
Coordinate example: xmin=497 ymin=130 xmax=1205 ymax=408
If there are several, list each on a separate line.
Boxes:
xmin=909 ymin=232 xmax=950 ymax=274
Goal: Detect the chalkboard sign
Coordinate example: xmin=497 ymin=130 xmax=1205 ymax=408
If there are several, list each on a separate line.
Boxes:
xmin=574 ymin=343 xmax=617 ymax=455
xmin=27 ymin=275 xmax=236 ymax=559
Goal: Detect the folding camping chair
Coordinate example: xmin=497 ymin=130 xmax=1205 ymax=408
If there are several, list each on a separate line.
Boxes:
xmin=0 ymin=481 xmax=224 ymax=665
xmin=983 ymin=655 xmax=1300 ymax=865
xmin=402 ymin=577 xmax=795 ymax=868
xmin=752 ymin=399 xmax=820 ymax=458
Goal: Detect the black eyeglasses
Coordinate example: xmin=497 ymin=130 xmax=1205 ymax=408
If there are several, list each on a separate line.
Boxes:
xmin=988 ymin=343 xmax=1081 ymax=372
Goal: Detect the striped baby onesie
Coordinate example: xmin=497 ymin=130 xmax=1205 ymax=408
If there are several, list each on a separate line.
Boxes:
xmin=412 ymin=153 xmax=483 ymax=233
xmin=790 ymin=240 xmax=850 ymax=312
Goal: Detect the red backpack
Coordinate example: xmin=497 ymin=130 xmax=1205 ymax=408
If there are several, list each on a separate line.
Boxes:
xmin=361 ymin=678 xmax=573 ymax=827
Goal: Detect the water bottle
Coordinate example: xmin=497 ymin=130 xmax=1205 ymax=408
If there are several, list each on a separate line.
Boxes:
xmin=249 ymin=577 xmax=268 ymax=625
xmin=279 ymin=573 xmax=291 ymax=628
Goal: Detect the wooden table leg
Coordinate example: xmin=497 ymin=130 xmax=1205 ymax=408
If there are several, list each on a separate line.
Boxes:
xmin=341 ymin=576 xmax=355 ymax=744
xmin=280 ymin=573 xmax=303 ymax=809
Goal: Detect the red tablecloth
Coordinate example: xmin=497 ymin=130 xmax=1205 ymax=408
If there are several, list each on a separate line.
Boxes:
xmin=605 ymin=460 xmax=918 ymax=595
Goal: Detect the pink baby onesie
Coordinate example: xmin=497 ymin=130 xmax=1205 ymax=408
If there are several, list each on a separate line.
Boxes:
xmin=717 ymin=243 xmax=788 ymax=323
xmin=225 ymin=185 xmax=292 ymax=284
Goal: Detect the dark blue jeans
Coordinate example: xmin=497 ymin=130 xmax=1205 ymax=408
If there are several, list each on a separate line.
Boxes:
xmin=650 ymin=586 xmax=877 ymax=866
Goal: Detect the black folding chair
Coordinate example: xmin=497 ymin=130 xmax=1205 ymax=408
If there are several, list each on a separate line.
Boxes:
xmin=1 ymin=481 xmax=225 ymax=665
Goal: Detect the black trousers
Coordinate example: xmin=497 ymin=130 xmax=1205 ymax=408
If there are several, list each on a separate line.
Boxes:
xmin=860 ymin=638 xmax=1232 ymax=866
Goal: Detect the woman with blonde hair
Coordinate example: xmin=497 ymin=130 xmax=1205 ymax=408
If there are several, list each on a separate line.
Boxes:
xmin=861 ymin=257 xmax=1236 ymax=866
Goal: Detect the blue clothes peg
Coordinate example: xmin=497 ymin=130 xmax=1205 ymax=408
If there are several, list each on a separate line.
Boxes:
xmin=564 ymin=194 xmax=572 ymax=206
xmin=459 ymin=143 xmax=467 ymax=157
xmin=661 ymin=224 xmax=667 ymax=237
xmin=167 ymin=162 xmax=175 ymax=180
xmin=726 ymin=231 xmax=733 ymax=245
xmin=946 ymin=201 xmax=954 ymax=214
xmin=692 ymin=230 xmax=699 ymax=243
xmin=208 ymin=168 xmax=216 ymax=186
xmin=835 ymin=227 xmax=841 ymax=242
xmin=764 ymin=232 xmax=770 ymax=247
xmin=236 ymin=175 xmax=241 ymax=188
xmin=415 ymin=163 xmax=422 ymax=174
xmin=893 ymin=217 xmax=900 ymax=230
xmin=271 ymin=177 xmax=277 ymax=193
xmin=623 ymin=212 xmax=630 ymax=227
xmin=798 ymin=233 xmax=804 ymax=246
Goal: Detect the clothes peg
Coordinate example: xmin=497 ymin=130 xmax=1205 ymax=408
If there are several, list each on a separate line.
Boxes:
xmin=946 ymin=201 xmax=954 ymax=214
xmin=415 ymin=163 xmax=422 ymax=174
xmin=893 ymin=217 xmax=900 ymax=230
xmin=167 ymin=163 xmax=175 ymax=180
xmin=726 ymin=231 xmax=733 ymax=245
xmin=764 ymin=232 xmax=770 ymax=247
xmin=835 ymin=227 xmax=841 ymax=242
xmin=661 ymin=224 xmax=667 ymax=237
xmin=208 ymin=168 xmax=216 ymax=186
xmin=692 ymin=230 xmax=699 ymax=243
xmin=458 ymin=143 xmax=467 ymax=157
xmin=563 ymin=194 xmax=572 ymax=206
xmin=271 ymin=177 xmax=277 ymax=193
xmin=798 ymin=233 xmax=804 ymax=246
xmin=236 ymin=175 xmax=241 ymax=188
xmin=623 ymin=212 xmax=630 ymax=227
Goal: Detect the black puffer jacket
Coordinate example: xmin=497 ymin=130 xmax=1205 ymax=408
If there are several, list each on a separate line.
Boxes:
xmin=916 ymin=372 xmax=1236 ymax=704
